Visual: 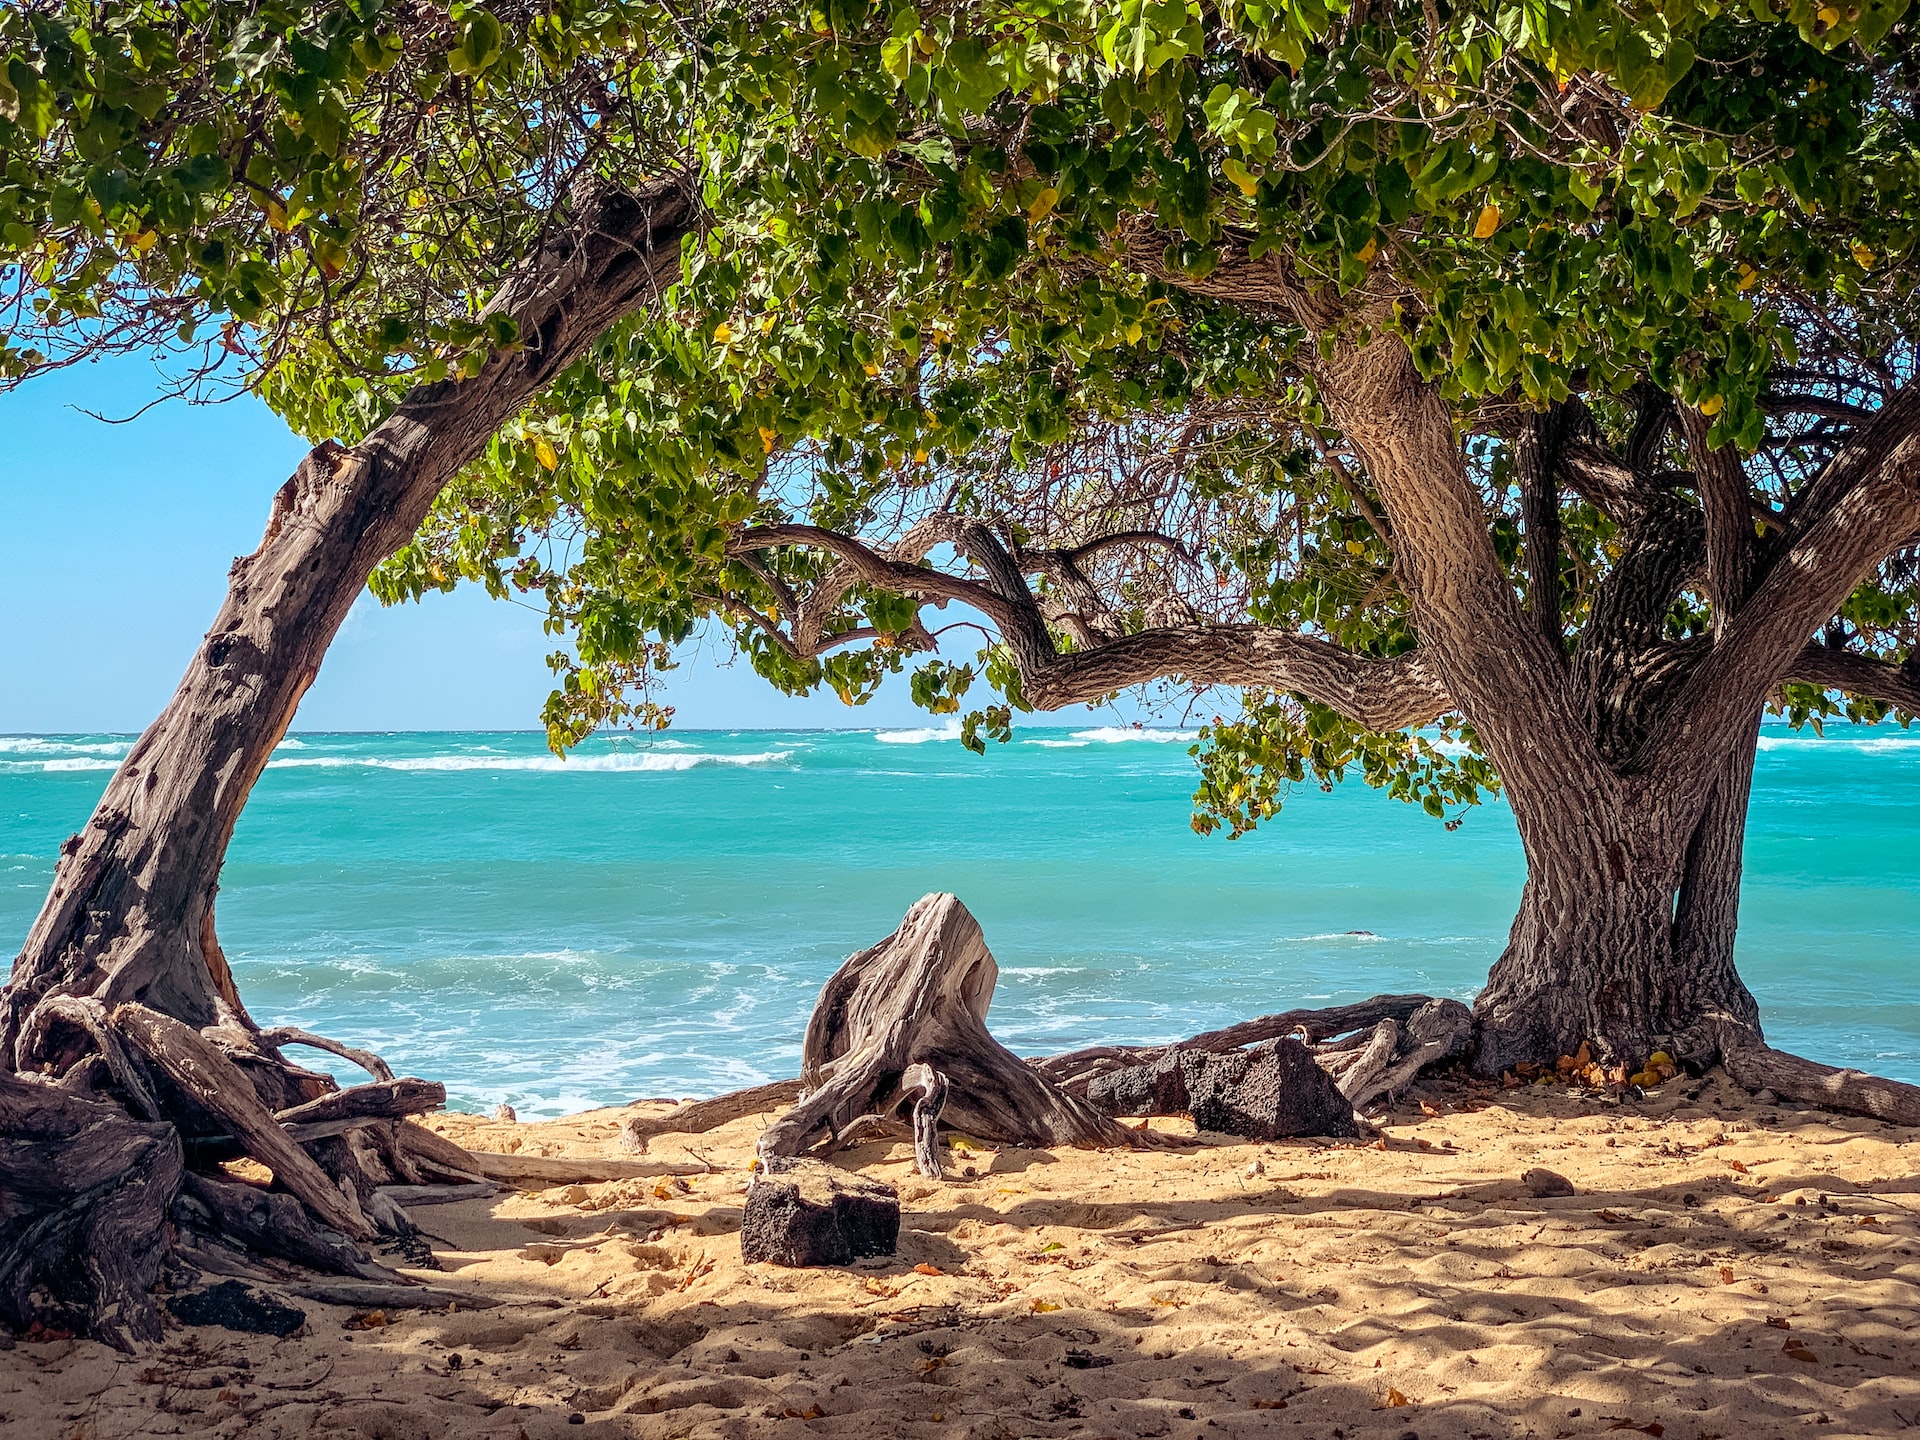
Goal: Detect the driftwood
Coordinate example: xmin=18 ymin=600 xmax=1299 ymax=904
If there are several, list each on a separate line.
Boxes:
xmin=1039 ymin=993 xmax=1436 ymax=1092
xmin=464 ymin=1151 xmax=706 ymax=1184
xmin=376 ymin=1182 xmax=502 ymax=1208
xmin=1320 ymin=999 xmax=1475 ymax=1110
xmin=620 ymin=1079 xmax=804 ymax=1153
xmin=111 ymin=1004 xmax=373 ymax=1240
xmin=0 ymin=1073 xmax=182 ymax=1349
xmin=758 ymin=894 xmax=1145 ymax=1162
xmin=174 ymin=1174 xmax=390 ymax=1281
xmin=276 ymin=1078 xmax=446 ymax=1143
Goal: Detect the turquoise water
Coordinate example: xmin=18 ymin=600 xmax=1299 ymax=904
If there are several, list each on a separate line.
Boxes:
xmin=3 ymin=725 xmax=1918 ymax=1114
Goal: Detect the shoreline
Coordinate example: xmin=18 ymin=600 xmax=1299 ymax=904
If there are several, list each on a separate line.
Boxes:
xmin=8 ymin=1070 xmax=1919 ymax=1438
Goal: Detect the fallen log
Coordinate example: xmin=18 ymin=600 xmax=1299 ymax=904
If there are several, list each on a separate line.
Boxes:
xmin=464 ymin=1151 xmax=707 ymax=1184
xmin=112 ymin=1003 xmax=375 ymax=1240
xmin=758 ymin=893 xmax=1145 ymax=1161
xmin=620 ymin=1079 xmax=804 ymax=1153
xmin=376 ymin=1182 xmax=501 ymax=1208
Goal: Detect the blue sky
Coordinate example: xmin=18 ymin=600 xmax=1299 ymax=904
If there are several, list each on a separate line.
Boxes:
xmin=0 ymin=360 xmax=1138 ymax=734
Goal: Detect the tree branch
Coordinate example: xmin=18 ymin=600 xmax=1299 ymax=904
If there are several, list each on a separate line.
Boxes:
xmin=728 ymin=522 xmax=1451 ymax=730
xmin=1647 ymin=383 xmax=1920 ymax=787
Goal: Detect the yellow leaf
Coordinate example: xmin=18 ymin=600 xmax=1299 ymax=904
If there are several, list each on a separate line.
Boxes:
xmin=758 ymin=312 xmax=778 ymax=334
xmin=913 ymin=448 xmax=928 ymax=463
xmin=1852 ymin=242 xmax=1875 ymax=269
xmin=1382 ymin=1388 xmax=1413 ymax=1408
xmin=1699 ymin=394 xmax=1724 ymax=417
xmin=1817 ymin=5 xmax=1841 ymax=23
xmin=914 ymin=1263 xmax=943 ymax=1276
xmin=1027 ymin=187 xmax=1060 ymax=222
xmin=862 ymin=361 xmax=880 ymax=377
xmin=1647 ymin=1051 xmax=1674 ymax=1067
xmin=1736 ymin=263 xmax=1760 ymax=291
xmin=263 ymin=198 xmax=290 ymax=232
xmin=712 ymin=321 xmax=733 ymax=344
xmin=534 ymin=438 xmax=559 ymax=471
xmin=129 ymin=230 xmax=159 ymax=255
xmin=1472 ymin=203 xmax=1501 ymax=239
xmin=758 ymin=426 xmax=776 ymax=455
xmin=1355 ymin=236 xmax=1378 ymax=266
xmin=1220 ymin=156 xmax=1260 ymax=199
xmin=1030 ymin=1299 xmax=1062 ymax=1313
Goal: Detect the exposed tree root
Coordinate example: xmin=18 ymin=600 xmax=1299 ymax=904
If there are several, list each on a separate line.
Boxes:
xmin=1 ymin=990 xmax=487 ymax=1350
xmin=1721 ymin=1034 xmax=1920 ymax=1125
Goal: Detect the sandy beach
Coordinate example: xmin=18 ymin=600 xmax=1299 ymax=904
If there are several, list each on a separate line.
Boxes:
xmin=7 ymin=1072 xmax=1919 ymax=1440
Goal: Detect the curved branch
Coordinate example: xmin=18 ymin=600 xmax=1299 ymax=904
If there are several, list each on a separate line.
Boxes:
xmin=1786 ymin=643 xmax=1920 ymax=712
xmin=728 ymin=522 xmax=1450 ymax=730
xmin=1647 ymin=384 xmax=1920 ymax=789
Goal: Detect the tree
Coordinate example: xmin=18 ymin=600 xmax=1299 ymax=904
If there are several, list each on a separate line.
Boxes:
xmin=390 ymin=0 xmax=1920 ymax=1104
xmin=8 ymin=0 xmax=1920 ymax=1344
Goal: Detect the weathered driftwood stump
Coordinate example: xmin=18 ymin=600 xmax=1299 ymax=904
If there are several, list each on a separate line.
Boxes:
xmin=756 ymin=894 xmax=1144 ymax=1169
xmin=740 ymin=1158 xmax=900 ymax=1267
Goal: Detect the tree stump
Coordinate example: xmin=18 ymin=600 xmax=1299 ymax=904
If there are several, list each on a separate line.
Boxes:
xmin=757 ymin=894 xmax=1144 ymax=1163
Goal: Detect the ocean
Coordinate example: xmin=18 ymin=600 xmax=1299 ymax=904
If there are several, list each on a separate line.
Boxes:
xmin=3 ymin=725 xmax=1917 ymax=1115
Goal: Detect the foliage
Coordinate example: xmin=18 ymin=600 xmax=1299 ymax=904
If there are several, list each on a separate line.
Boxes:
xmin=7 ymin=0 xmax=1920 ymax=834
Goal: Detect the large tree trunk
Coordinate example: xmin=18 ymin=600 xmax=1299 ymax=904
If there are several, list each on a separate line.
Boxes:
xmin=1468 ymin=729 xmax=1762 ymax=1076
xmin=0 ymin=179 xmax=695 ymax=1348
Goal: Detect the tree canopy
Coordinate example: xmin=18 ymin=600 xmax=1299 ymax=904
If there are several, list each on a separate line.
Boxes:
xmin=9 ymin=0 xmax=1920 ymax=1062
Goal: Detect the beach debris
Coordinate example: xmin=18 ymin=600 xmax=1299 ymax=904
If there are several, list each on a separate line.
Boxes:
xmin=757 ymin=895 xmax=1143 ymax=1166
xmin=1523 ymin=1168 xmax=1576 ymax=1198
xmin=166 ymin=1281 xmax=307 ymax=1337
xmin=1378 ymin=1387 xmax=1414 ymax=1408
xmin=1088 ymin=1038 xmax=1360 ymax=1140
xmin=619 ymin=1080 xmax=804 ymax=1154
xmin=740 ymin=1157 xmax=900 ymax=1267
xmin=463 ymin=1151 xmax=702 ymax=1184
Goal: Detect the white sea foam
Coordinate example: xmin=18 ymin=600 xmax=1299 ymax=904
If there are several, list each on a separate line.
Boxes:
xmin=1028 ymin=738 xmax=1090 ymax=748
xmin=1287 ymin=931 xmax=1388 ymax=943
xmin=1757 ymin=733 xmax=1920 ymax=754
xmin=1069 ymin=726 xmax=1199 ymax=744
xmin=32 ymin=758 xmax=122 ymax=772
xmin=0 ymin=737 xmax=131 ymax=756
xmin=265 ymin=750 xmax=793 ymax=773
xmin=875 ymin=722 xmax=962 ymax=744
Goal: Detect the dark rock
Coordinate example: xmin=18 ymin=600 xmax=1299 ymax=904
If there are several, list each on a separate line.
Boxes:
xmin=1085 ymin=1049 xmax=1192 ymax=1117
xmin=1523 ymin=1167 xmax=1575 ymax=1198
xmin=1086 ymin=1039 xmax=1357 ymax=1139
xmin=166 ymin=1281 xmax=306 ymax=1337
xmin=1183 ymin=1039 xmax=1359 ymax=1140
xmin=740 ymin=1158 xmax=899 ymax=1267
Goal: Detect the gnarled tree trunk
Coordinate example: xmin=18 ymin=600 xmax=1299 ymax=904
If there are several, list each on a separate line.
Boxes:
xmin=0 ymin=179 xmax=696 ymax=1347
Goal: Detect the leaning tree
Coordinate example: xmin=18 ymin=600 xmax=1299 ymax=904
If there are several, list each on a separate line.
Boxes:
xmin=7 ymin=0 xmax=1920 ymax=1347
xmin=384 ymin=0 xmax=1920 ymax=1110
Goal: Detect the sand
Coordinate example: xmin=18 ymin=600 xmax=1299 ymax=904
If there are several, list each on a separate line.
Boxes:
xmin=7 ymin=1071 xmax=1920 ymax=1440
